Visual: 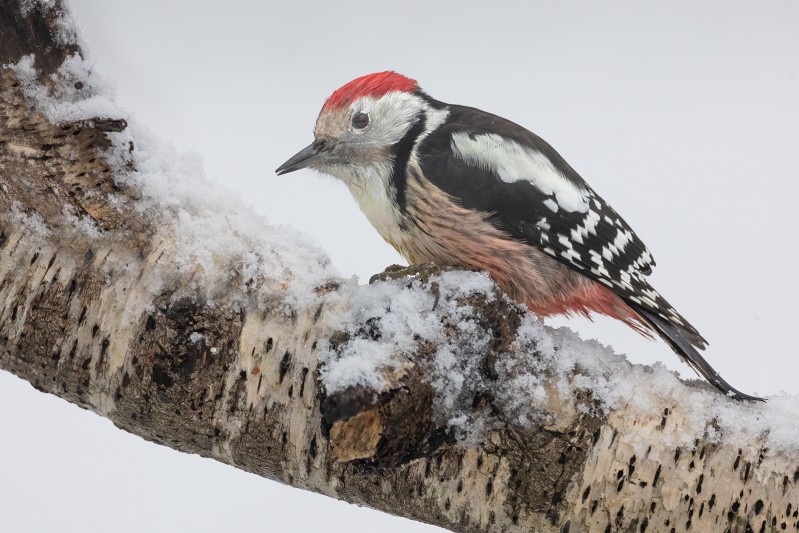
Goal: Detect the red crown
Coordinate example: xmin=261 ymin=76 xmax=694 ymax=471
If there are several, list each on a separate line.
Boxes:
xmin=323 ymin=71 xmax=419 ymax=111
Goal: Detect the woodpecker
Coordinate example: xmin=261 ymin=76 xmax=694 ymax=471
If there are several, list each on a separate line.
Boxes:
xmin=277 ymin=71 xmax=759 ymax=401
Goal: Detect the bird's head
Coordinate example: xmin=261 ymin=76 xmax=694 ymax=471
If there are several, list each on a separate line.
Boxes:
xmin=276 ymin=72 xmax=434 ymax=182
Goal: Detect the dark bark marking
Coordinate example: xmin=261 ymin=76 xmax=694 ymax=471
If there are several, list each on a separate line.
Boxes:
xmin=279 ymin=351 xmax=291 ymax=383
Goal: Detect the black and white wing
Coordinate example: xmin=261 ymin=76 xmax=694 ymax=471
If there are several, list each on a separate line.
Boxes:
xmin=416 ymin=104 xmax=703 ymax=346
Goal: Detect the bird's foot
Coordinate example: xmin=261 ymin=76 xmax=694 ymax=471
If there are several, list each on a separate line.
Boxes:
xmin=368 ymin=263 xmax=446 ymax=284
xmin=369 ymin=263 xmax=446 ymax=311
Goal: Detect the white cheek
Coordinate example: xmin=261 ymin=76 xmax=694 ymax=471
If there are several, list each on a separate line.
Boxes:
xmin=353 ymin=93 xmax=428 ymax=146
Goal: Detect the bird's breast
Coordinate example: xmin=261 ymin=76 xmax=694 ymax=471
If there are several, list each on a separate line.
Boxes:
xmin=344 ymin=168 xmax=422 ymax=260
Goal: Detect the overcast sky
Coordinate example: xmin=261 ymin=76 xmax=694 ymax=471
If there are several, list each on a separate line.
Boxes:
xmin=2 ymin=1 xmax=799 ymax=531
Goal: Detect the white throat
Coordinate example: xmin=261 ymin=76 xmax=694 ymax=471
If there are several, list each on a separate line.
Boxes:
xmin=337 ymin=162 xmax=407 ymax=249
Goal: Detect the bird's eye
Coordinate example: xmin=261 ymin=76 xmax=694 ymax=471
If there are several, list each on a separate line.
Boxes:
xmin=352 ymin=112 xmax=369 ymax=129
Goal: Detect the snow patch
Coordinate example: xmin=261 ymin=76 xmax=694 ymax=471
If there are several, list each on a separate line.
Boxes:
xmin=489 ymin=313 xmax=797 ymax=454
xmin=18 ymin=0 xmax=79 ymax=46
xmin=20 ymin=0 xmax=57 ymax=15
xmin=62 ymin=206 xmax=103 ymax=240
xmin=7 ymin=204 xmax=51 ymax=239
xmin=320 ymin=270 xmax=495 ymax=398
xmin=9 ymin=54 xmax=122 ymax=124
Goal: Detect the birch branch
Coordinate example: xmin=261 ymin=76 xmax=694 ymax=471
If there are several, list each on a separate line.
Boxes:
xmin=1 ymin=2 xmax=796 ymax=532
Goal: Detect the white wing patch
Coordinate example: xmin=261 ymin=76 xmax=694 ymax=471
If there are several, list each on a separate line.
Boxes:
xmin=543 ymin=198 xmax=559 ymax=212
xmin=451 ymin=132 xmax=590 ymax=213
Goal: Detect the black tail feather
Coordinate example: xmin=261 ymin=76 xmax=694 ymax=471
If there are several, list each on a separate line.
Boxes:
xmin=633 ymin=306 xmax=764 ymax=402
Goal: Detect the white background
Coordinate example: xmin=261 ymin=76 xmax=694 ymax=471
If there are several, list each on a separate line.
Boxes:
xmin=2 ymin=1 xmax=798 ymax=531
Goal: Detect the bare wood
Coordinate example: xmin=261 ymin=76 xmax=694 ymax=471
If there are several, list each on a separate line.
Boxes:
xmin=1 ymin=2 xmax=797 ymax=532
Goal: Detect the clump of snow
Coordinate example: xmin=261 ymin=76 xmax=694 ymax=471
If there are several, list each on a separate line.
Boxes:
xmin=189 ymin=332 xmax=205 ymax=345
xmin=320 ymin=270 xmax=500 ymax=433
xmin=9 ymin=54 xmax=122 ymax=124
xmin=19 ymin=0 xmax=79 ymax=46
xmin=319 ymin=273 xmax=442 ymax=393
xmin=321 ymin=338 xmax=400 ymax=394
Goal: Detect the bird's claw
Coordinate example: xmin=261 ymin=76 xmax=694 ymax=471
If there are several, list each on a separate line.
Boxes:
xmin=369 ymin=264 xmax=445 ymax=311
xmin=368 ymin=263 xmax=443 ymax=284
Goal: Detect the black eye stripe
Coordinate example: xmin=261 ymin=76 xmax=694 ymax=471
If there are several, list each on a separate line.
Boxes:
xmin=352 ymin=112 xmax=369 ymax=129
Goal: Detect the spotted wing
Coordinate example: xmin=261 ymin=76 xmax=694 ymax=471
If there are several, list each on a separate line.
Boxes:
xmin=416 ymin=104 xmax=705 ymax=346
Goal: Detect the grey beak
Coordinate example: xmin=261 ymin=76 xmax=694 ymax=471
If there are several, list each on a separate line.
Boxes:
xmin=276 ymin=141 xmax=328 ymax=175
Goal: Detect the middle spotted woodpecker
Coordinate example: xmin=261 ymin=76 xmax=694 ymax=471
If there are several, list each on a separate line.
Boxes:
xmin=277 ymin=71 xmax=760 ymax=401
